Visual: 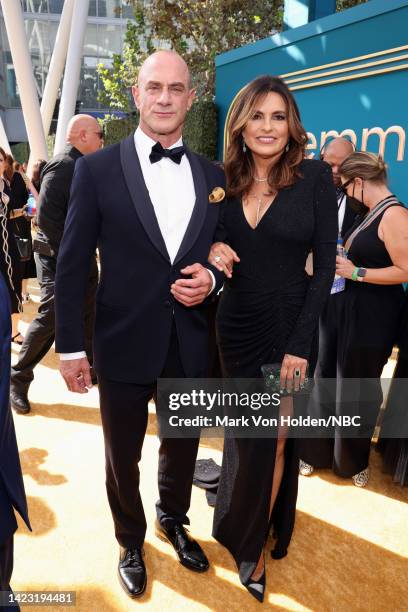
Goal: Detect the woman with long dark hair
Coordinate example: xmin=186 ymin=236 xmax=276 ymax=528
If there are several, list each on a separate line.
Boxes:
xmin=209 ymin=76 xmax=338 ymax=601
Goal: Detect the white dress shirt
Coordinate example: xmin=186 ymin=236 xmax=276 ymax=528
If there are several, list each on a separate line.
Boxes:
xmin=60 ymin=127 xmax=215 ymax=361
xmin=337 ymin=192 xmax=346 ymax=235
xmin=135 ymin=127 xmax=196 ymax=263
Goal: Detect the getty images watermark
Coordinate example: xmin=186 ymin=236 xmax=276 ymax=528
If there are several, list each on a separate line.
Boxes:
xmin=153 ymin=377 xmax=408 ymax=439
xmin=167 ymin=389 xmax=360 ymax=428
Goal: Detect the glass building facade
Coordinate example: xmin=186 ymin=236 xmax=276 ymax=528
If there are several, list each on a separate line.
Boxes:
xmin=0 ymin=0 xmax=135 ymax=141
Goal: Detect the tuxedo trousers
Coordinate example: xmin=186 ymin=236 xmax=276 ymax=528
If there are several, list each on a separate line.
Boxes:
xmin=11 ymin=253 xmax=97 ymax=394
xmin=98 ymin=323 xmax=200 ymax=548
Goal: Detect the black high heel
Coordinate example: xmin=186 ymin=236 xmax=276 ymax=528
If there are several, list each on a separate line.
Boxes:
xmin=245 ymin=554 xmax=266 ymax=603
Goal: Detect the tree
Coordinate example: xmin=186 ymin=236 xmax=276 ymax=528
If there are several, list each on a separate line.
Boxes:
xmin=97 ymin=0 xmax=284 ymax=109
xmin=97 ymin=7 xmax=155 ymax=112
xmin=98 ymin=0 xmax=369 ymax=112
xmin=336 ymin=0 xmax=368 ymax=10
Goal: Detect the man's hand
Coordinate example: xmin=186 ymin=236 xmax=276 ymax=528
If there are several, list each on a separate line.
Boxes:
xmin=171 ymin=263 xmax=212 ymax=307
xmin=60 ymin=357 xmax=92 ymax=393
xmin=208 ymin=242 xmax=240 ymax=278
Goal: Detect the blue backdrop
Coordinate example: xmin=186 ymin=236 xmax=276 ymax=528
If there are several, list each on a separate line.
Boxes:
xmin=215 ymin=0 xmax=408 ymax=202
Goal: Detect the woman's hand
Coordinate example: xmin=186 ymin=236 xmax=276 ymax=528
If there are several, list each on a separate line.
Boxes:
xmin=208 ymin=242 xmax=240 ymax=278
xmin=280 ymin=354 xmax=308 ymax=393
xmin=335 ymin=255 xmax=356 ymax=279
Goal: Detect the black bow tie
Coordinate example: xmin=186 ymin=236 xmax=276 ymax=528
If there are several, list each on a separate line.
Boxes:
xmin=149 ymin=142 xmax=186 ymax=165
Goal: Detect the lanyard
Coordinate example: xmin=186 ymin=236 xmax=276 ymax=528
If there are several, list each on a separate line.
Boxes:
xmin=344 ymin=195 xmax=398 ymax=253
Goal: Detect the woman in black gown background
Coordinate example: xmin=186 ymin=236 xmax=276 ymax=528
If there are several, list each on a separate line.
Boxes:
xmin=209 ymin=76 xmax=338 ymax=601
xmin=301 ymin=153 xmax=408 ymax=487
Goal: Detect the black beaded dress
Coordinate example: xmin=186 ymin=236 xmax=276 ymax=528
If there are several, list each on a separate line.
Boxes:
xmin=212 ymin=160 xmax=338 ymax=586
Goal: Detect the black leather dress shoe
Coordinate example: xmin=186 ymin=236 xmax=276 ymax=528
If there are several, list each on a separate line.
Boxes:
xmin=118 ymin=547 xmax=146 ymax=598
xmin=10 ymin=388 xmax=31 ymax=414
xmin=155 ymin=519 xmax=209 ymax=572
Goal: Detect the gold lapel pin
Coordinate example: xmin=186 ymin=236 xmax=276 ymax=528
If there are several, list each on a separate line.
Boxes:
xmin=209 ymin=187 xmax=225 ymax=203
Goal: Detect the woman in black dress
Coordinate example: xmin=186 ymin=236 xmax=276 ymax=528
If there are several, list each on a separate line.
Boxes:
xmin=301 ymin=152 xmax=408 ymax=487
xmin=209 ymin=76 xmax=338 ymax=601
xmin=7 ymin=157 xmax=37 ymax=304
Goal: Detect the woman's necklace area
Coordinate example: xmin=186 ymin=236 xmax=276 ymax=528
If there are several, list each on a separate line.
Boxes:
xmin=245 ymin=191 xmax=274 ymax=227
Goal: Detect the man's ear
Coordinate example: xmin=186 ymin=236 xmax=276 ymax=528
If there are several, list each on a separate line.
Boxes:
xmin=187 ymin=88 xmax=196 ymax=111
xmin=132 ymin=85 xmax=140 ymax=110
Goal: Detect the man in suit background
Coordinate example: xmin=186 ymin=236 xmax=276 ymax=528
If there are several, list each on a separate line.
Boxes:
xmin=0 ymin=272 xmax=30 ymax=610
xmin=300 ymin=137 xmax=358 ymax=475
xmin=10 ymin=115 xmax=102 ymax=415
xmin=55 ymin=50 xmax=224 ymax=598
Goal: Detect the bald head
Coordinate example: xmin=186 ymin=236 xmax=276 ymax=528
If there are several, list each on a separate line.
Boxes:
xmin=323 ymin=137 xmax=355 ymax=186
xmin=138 ymin=50 xmax=191 ymax=89
xmin=66 ymin=114 xmax=103 ymax=155
xmin=132 ymin=50 xmax=195 ymax=147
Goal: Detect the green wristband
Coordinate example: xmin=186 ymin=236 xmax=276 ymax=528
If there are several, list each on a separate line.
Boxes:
xmin=351 ymin=267 xmax=359 ymax=281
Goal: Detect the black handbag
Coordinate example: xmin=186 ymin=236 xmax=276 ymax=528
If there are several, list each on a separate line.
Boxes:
xmin=14 ymin=234 xmax=31 ymax=262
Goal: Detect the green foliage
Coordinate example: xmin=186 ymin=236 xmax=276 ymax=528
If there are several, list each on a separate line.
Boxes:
xmin=336 ymin=0 xmax=368 ymax=10
xmin=97 ymin=9 xmax=155 ymax=112
xmin=102 ymin=100 xmax=217 ymax=160
xmin=98 ymin=1 xmax=283 ymax=109
xmin=10 ymin=142 xmax=30 ymax=164
xmin=140 ymin=0 xmax=284 ymax=101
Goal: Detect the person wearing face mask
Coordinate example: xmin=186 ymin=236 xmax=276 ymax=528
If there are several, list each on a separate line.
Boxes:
xmin=208 ymin=75 xmax=337 ymax=601
xmin=305 ymin=152 xmax=408 ymax=487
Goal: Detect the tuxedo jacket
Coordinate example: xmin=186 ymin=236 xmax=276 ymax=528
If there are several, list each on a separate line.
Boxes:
xmin=55 ymin=135 xmax=225 ymax=383
xmin=0 ymin=273 xmax=30 ymax=543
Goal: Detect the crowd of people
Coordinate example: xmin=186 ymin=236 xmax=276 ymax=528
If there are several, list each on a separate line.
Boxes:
xmin=0 ymin=49 xmax=407 ymax=606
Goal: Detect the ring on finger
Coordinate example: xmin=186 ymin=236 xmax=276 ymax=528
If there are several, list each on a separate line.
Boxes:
xmin=214 ymin=255 xmax=221 ymax=263
xmin=294 ymin=368 xmax=301 ymax=378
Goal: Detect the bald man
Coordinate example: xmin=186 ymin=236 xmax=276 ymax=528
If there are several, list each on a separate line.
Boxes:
xmin=55 ymin=51 xmax=225 ymax=597
xmin=10 ymin=115 xmax=103 ymax=415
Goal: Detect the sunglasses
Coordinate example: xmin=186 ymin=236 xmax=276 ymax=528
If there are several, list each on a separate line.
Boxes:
xmin=88 ymin=130 xmax=104 ymax=139
xmin=339 ymin=177 xmax=354 ymax=195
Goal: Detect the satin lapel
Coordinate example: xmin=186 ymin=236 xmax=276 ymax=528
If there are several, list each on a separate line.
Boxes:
xmin=174 ymin=149 xmax=208 ymax=265
xmin=120 ymin=135 xmax=170 ymax=262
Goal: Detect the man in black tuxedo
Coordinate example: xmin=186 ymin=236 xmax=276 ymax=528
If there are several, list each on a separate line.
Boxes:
xmin=300 ymin=137 xmax=358 ymax=474
xmin=0 ymin=273 xmax=30 ymax=610
xmin=55 ymin=50 xmax=225 ymax=598
xmin=10 ymin=115 xmax=102 ymax=415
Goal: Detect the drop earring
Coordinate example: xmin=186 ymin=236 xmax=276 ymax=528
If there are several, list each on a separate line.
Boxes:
xmin=285 ymin=141 xmax=290 ymax=153
xmin=243 ymin=140 xmax=247 ymax=153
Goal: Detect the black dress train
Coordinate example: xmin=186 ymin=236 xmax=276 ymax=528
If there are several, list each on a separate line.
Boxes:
xmin=212 ymin=160 xmax=338 ymax=585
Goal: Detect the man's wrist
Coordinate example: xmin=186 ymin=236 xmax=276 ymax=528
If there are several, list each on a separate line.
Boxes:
xmin=59 ymin=351 xmax=86 ymax=360
xmin=205 ymin=268 xmax=216 ymax=295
